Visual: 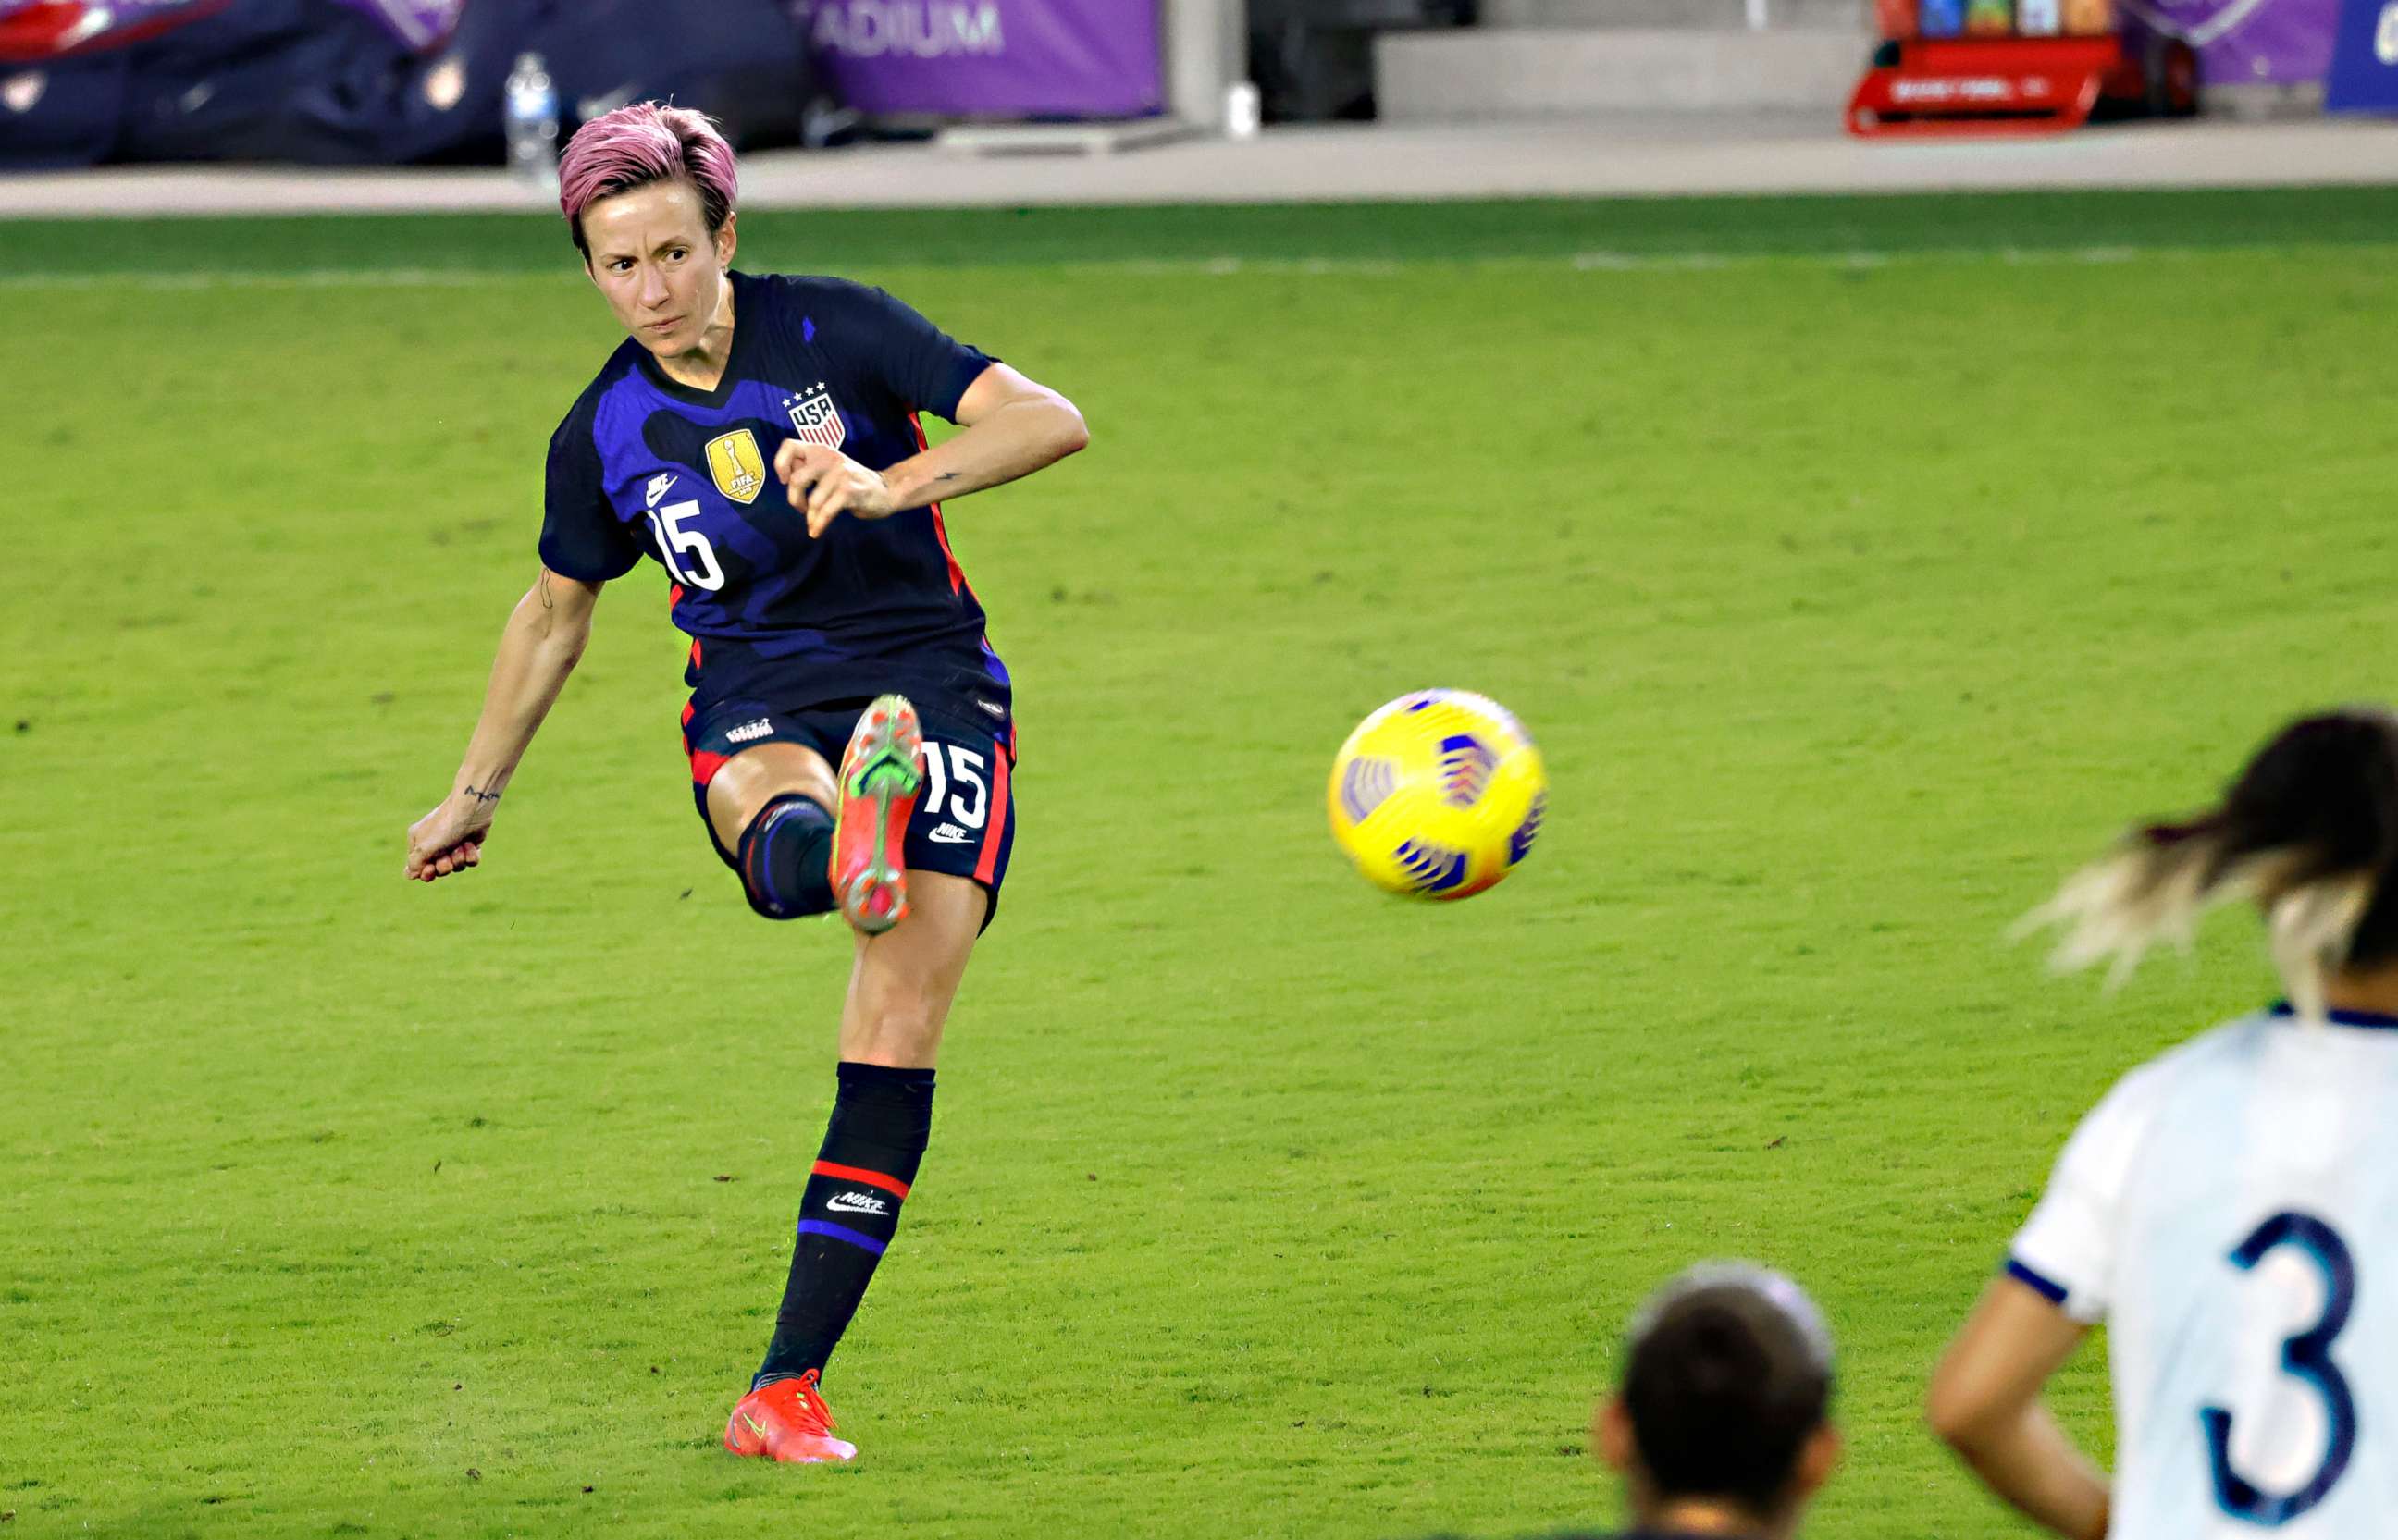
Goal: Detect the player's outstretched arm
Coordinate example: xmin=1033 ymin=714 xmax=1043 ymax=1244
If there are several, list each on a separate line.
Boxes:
xmin=774 ymin=363 xmax=1087 ymax=537
xmin=405 ymin=568 xmax=603 ymax=882
xmin=1926 ymin=1276 xmax=2109 ymax=1540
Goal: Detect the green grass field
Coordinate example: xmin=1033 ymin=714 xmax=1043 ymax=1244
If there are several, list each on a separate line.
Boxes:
xmin=5 ymin=188 xmax=2395 ymax=1538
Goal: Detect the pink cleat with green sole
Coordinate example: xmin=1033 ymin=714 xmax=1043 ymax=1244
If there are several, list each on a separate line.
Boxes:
xmin=829 ymin=694 xmax=925 ymax=935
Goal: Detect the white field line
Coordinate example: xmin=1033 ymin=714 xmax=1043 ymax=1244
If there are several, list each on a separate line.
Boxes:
xmin=0 ymin=267 xmax=522 ymax=290
xmin=0 ymin=243 xmax=2350 ymax=290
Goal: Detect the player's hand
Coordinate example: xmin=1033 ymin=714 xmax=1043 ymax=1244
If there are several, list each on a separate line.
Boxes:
xmin=405 ymin=792 xmax=496 ymax=882
xmin=774 ymin=441 xmax=897 ymax=537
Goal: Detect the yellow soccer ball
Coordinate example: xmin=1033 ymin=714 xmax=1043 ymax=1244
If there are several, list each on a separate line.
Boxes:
xmin=1327 ymin=689 xmax=1547 ymax=900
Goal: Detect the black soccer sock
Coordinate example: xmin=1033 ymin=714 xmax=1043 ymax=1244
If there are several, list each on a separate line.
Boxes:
xmin=735 ymin=794 xmax=835 ymax=919
xmin=755 ymin=1061 xmax=936 ymax=1387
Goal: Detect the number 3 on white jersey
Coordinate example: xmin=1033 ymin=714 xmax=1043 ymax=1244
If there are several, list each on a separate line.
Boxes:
xmin=2203 ymin=1211 xmax=2358 ymax=1526
xmin=643 ymin=499 xmax=725 ymax=592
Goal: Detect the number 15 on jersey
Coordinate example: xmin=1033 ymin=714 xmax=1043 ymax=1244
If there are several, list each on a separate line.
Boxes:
xmin=644 ymin=499 xmax=725 ymax=592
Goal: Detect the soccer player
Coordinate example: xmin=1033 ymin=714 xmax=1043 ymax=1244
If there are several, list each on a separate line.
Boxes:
xmin=1588 ymin=1263 xmax=1841 ymax=1540
xmin=402 ymin=102 xmax=1086 ymax=1463
xmin=1931 ymin=708 xmax=2398 ymax=1537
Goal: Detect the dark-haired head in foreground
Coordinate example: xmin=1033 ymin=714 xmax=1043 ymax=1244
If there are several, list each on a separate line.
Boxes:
xmin=1592 ymin=1263 xmax=1841 ymax=1539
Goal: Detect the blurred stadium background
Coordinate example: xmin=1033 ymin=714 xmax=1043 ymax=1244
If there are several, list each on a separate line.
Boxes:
xmin=4 ymin=1 xmax=2396 ymax=1536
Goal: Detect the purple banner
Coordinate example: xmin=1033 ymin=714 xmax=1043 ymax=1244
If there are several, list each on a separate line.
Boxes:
xmin=329 ymin=0 xmax=462 ymax=53
xmin=2325 ymin=0 xmax=2398 ymax=109
xmin=790 ymin=0 xmax=1162 ymax=117
xmin=2119 ymin=0 xmax=2342 ymax=86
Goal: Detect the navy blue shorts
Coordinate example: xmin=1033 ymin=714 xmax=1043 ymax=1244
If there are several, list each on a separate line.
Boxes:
xmin=681 ymin=692 xmax=1019 ymax=924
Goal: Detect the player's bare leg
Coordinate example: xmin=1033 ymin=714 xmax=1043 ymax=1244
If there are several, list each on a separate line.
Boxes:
xmin=707 ymin=741 xmax=842 ymax=923
xmin=840 ymin=870 xmax=988 ymax=1068
xmin=707 ymin=740 xmax=839 ymax=855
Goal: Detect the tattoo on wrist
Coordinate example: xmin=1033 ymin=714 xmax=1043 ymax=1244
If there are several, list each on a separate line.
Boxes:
xmin=461 ymin=784 xmax=501 ymax=807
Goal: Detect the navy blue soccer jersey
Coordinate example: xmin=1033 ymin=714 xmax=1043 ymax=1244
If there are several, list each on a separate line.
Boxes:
xmin=539 ymin=271 xmax=1008 ymax=712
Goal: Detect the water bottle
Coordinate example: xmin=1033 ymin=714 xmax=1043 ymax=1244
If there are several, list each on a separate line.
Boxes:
xmin=503 ymin=52 xmax=559 ymax=193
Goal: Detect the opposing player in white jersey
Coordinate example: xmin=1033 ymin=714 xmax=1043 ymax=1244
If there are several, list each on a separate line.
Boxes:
xmin=1929 ymin=708 xmax=2398 ymax=1539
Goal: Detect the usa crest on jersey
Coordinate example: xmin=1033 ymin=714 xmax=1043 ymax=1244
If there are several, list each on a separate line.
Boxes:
xmin=786 ymin=385 xmax=847 ymax=450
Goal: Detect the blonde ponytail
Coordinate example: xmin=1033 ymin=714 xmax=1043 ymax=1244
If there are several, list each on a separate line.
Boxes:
xmin=2017 ymin=710 xmax=2398 ymax=1020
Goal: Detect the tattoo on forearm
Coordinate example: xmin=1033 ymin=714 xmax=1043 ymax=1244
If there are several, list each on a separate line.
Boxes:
xmin=461 ymin=785 xmax=501 ymax=807
xmin=934 ymin=472 xmax=962 ymax=485
xmin=538 ymin=571 xmax=556 ymax=610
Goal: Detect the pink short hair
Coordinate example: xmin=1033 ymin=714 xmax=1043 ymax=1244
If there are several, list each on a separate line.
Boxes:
xmin=558 ymin=103 xmax=738 ymax=256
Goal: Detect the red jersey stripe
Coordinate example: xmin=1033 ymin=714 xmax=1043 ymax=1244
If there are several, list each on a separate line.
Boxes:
xmin=974 ymin=740 xmax=1011 ymax=885
xmin=909 ymin=412 xmax=971 ymax=598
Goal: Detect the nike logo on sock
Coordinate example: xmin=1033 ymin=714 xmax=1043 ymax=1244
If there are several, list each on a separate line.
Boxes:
xmin=825 ymin=1190 xmax=891 ymax=1217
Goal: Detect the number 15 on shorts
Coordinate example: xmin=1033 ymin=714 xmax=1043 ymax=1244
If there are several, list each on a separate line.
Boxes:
xmin=922 ymin=743 xmax=990 ymax=835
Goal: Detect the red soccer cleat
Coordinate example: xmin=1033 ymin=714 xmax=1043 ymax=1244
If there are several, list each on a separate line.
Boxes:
xmin=830 ymin=694 xmax=924 ymax=935
xmin=723 ymin=1370 xmax=858 ymax=1463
